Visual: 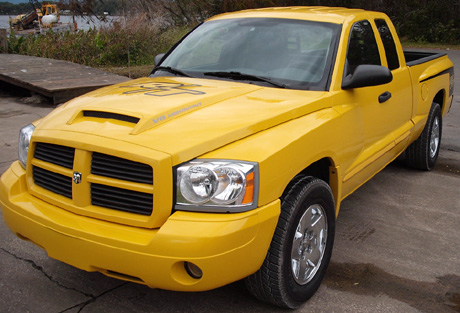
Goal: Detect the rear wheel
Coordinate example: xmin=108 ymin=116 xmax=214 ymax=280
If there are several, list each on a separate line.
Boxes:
xmin=405 ymin=102 xmax=442 ymax=170
xmin=245 ymin=176 xmax=335 ymax=308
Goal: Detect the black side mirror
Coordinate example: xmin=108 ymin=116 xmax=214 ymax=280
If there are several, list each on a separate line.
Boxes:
xmin=342 ymin=65 xmax=393 ymax=89
xmin=154 ymin=53 xmax=166 ymax=67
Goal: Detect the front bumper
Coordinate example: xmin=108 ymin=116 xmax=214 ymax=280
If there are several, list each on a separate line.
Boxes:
xmin=0 ymin=161 xmax=280 ymax=291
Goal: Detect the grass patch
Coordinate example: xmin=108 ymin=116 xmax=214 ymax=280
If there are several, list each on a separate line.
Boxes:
xmin=8 ymin=15 xmax=192 ymax=69
xmin=102 ymin=64 xmax=153 ymax=79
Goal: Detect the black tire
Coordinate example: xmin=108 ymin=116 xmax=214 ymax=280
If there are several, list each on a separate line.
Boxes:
xmin=405 ymin=102 xmax=442 ymax=170
xmin=245 ymin=176 xmax=335 ymax=309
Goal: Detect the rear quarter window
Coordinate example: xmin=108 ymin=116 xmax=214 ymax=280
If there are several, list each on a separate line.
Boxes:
xmin=375 ymin=19 xmax=400 ymax=70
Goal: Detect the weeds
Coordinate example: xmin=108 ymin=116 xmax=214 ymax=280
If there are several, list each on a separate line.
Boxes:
xmin=7 ymin=13 xmax=191 ymax=70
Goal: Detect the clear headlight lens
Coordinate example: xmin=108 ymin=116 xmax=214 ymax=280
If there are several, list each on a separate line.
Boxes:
xmin=176 ymin=160 xmax=258 ymax=212
xmin=18 ymin=124 xmax=35 ymax=168
xmin=180 ymin=165 xmax=218 ymax=204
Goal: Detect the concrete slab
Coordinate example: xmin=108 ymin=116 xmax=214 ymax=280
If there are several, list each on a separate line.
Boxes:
xmin=0 ymin=54 xmax=130 ymax=105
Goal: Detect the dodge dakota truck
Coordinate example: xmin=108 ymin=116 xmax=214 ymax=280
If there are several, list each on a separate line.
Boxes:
xmin=0 ymin=7 xmax=454 ymax=309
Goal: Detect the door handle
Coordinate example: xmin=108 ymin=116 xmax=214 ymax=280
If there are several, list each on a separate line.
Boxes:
xmin=379 ymin=91 xmax=392 ymax=103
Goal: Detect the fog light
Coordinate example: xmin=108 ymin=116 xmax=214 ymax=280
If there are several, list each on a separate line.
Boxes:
xmin=184 ymin=262 xmax=203 ymax=279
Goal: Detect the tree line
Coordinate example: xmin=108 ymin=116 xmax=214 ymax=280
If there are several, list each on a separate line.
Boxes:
xmin=0 ymin=1 xmax=120 ymax=15
xmin=163 ymin=0 xmax=460 ymax=44
xmin=2 ymin=0 xmax=459 ymax=44
xmin=0 ymin=1 xmax=35 ymax=15
xmin=111 ymin=0 xmax=460 ymax=44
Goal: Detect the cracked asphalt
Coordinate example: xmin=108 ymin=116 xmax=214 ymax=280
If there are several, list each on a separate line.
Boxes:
xmin=1 ymin=50 xmax=460 ymax=313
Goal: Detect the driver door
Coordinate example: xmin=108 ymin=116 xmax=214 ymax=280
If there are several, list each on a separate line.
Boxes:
xmin=338 ymin=19 xmax=411 ymax=196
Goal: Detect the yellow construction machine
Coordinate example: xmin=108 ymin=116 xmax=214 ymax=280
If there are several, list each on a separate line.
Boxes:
xmin=9 ymin=1 xmax=59 ymax=30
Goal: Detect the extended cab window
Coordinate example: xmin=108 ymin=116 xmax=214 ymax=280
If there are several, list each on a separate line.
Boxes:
xmin=345 ymin=20 xmax=381 ymax=76
xmin=375 ymin=19 xmax=400 ymax=70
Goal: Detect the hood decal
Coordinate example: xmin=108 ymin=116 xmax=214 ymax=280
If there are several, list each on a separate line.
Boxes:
xmin=131 ymin=101 xmax=203 ymax=134
xmin=120 ymin=81 xmax=206 ymax=97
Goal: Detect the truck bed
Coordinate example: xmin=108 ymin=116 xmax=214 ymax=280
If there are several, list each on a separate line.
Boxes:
xmin=404 ymin=50 xmax=447 ymax=66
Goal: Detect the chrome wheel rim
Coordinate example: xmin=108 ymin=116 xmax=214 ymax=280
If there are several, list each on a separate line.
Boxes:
xmin=430 ymin=116 xmax=440 ymax=159
xmin=291 ymin=204 xmax=327 ymax=285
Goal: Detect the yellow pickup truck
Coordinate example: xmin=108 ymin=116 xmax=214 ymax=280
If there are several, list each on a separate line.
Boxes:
xmin=0 ymin=7 xmax=454 ymax=308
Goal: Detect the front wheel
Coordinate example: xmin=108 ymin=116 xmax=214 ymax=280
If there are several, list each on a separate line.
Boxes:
xmin=405 ymin=102 xmax=442 ymax=170
xmin=245 ymin=176 xmax=335 ymax=309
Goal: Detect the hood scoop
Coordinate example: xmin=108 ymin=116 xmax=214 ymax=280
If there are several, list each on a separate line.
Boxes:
xmin=82 ymin=110 xmax=140 ymax=124
xmin=67 ymin=103 xmax=207 ymax=136
xmin=68 ymin=109 xmax=141 ymax=130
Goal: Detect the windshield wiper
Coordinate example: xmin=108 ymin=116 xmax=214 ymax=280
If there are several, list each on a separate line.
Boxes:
xmin=154 ymin=66 xmax=192 ymax=77
xmin=203 ymin=71 xmax=286 ymax=88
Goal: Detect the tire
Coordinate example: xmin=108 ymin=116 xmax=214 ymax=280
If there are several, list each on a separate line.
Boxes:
xmin=245 ymin=176 xmax=335 ymax=309
xmin=405 ymin=102 xmax=442 ymax=170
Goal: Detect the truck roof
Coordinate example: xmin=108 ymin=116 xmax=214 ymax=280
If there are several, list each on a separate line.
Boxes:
xmin=208 ymin=6 xmax=376 ymax=24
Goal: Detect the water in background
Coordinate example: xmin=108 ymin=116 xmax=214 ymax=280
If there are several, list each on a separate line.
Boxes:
xmin=0 ymin=15 xmax=119 ymax=30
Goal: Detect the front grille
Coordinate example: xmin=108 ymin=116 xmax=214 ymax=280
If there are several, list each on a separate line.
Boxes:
xmin=91 ymin=183 xmax=153 ymax=215
xmin=34 ymin=142 xmax=75 ymax=169
xmin=92 ymin=152 xmax=153 ymax=184
xmin=31 ymin=142 xmax=155 ymax=217
xmin=33 ymin=166 xmax=72 ymax=199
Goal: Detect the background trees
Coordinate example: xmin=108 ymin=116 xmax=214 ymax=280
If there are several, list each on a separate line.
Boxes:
xmin=2 ymin=0 xmax=459 ymax=44
xmin=0 ymin=2 xmax=31 ymax=15
xmin=57 ymin=0 xmax=104 ymax=19
xmin=108 ymin=0 xmax=460 ymax=44
xmin=218 ymin=0 xmax=460 ymax=44
xmin=4 ymin=0 xmax=460 ymax=67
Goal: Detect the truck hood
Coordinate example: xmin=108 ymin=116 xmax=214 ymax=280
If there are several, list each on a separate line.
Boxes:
xmin=37 ymin=76 xmax=332 ymax=164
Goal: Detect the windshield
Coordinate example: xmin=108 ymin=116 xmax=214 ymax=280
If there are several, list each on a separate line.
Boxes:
xmin=152 ymin=18 xmax=341 ymax=91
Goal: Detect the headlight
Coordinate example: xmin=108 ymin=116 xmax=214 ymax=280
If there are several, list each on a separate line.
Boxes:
xmin=176 ymin=160 xmax=258 ymax=212
xmin=19 ymin=124 xmax=35 ymax=168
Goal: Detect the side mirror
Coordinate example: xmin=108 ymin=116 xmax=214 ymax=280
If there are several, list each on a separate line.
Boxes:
xmin=154 ymin=53 xmax=166 ymax=67
xmin=342 ymin=65 xmax=393 ymax=89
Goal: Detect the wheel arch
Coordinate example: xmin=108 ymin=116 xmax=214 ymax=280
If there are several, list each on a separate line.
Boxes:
xmin=433 ymin=89 xmax=445 ymax=112
xmin=281 ymin=157 xmax=341 ymax=217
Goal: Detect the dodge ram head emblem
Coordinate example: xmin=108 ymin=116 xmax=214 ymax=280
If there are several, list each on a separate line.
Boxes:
xmin=73 ymin=172 xmax=82 ymax=184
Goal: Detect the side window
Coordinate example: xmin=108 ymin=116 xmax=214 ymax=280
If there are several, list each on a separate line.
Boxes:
xmin=345 ymin=20 xmax=381 ymax=76
xmin=375 ymin=19 xmax=400 ymax=70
